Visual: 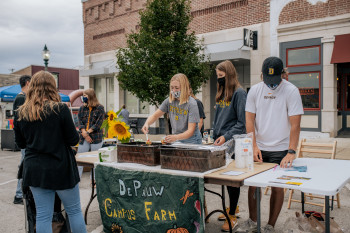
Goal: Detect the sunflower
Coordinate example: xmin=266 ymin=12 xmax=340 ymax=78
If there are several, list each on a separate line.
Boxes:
xmin=107 ymin=110 xmax=117 ymax=124
xmin=111 ymin=223 xmax=123 ymax=233
xmin=109 ymin=120 xmax=131 ymax=142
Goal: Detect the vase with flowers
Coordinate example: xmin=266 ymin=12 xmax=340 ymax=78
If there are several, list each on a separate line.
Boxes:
xmin=101 ymin=108 xmax=131 ymax=143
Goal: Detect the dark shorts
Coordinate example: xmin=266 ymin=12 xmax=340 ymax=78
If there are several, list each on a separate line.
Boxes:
xmin=261 ymin=150 xmax=288 ymax=164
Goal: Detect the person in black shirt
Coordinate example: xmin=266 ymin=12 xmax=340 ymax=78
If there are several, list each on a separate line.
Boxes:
xmin=13 ymin=75 xmax=31 ymax=205
xmin=190 ymin=88 xmax=206 ymax=134
xmin=213 ymin=60 xmax=247 ymax=232
xmin=14 ymin=71 xmax=87 ymax=233
xmin=77 ymin=88 xmax=105 ymax=176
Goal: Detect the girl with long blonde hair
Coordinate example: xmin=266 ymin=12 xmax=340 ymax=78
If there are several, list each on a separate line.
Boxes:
xmin=14 ymin=71 xmax=87 ymax=233
xmin=142 ymin=73 xmax=201 ymax=144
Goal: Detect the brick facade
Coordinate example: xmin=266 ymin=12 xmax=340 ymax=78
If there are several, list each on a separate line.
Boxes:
xmin=190 ymin=0 xmax=269 ymax=34
xmin=83 ymin=0 xmax=146 ymax=55
xmin=12 ymin=65 xmax=79 ymax=90
xmin=83 ymin=0 xmax=350 ymax=56
xmin=279 ymin=0 xmax=350 ymax=25
xmin=83 ymin=0 xmax=270 ymax=55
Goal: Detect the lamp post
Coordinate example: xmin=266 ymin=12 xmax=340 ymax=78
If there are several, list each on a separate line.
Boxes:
xmin=42 ymin=44 xmax=50 ymax=71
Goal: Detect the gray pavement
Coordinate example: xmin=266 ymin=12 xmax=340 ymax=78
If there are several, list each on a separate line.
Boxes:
xmin=0 ymin=138 xmax=349 ymax=233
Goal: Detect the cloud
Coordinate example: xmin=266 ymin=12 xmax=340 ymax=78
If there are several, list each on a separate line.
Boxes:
xmin=0 ymin=0 xmax=84 ymax=74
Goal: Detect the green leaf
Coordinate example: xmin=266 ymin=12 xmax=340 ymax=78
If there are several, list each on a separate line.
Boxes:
xmin=115 ymin=107 xmax=123 ymax=116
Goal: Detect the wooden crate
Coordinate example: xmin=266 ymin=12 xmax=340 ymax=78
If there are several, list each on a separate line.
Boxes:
xmin=117 ymin=142 xmax=162 ymax=166
xmin=160 ymin=146 xmax=226 ymax=172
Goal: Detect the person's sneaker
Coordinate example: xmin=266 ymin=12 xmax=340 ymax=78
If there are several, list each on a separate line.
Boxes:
xmin=221 ymin=214 xmax=238 ymax=232
xmin=218 ymin=206 xmax=240 ymax=221
xmin=235 ymin=218 xmax=257 ymax=233
xmin=13 ymin=196 xmax=23 ymax=205
xmin=261 ymin=224 xmax=275 ymax=233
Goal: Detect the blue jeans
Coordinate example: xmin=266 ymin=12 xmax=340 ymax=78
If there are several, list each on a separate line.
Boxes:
xmin=30 ymin=184 xmax=87 ymax=233
xmin=15 ymin=149 xmax=25 ymax=198
xmin=179 ymin=129 xmax=202 ymax=144
xmin=77 ymin=140 xmax=103 ymax=177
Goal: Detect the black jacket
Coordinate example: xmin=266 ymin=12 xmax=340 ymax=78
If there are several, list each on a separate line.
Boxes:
xmin=14 ymin=103 xmax=80 ymax=190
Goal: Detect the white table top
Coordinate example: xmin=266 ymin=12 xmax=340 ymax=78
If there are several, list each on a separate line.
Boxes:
xmin=244 ymin=158 xmax=350 ymax=196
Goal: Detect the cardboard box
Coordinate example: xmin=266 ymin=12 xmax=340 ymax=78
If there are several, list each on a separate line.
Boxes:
xmin=98 ymin=146 xmax=118 ymax=162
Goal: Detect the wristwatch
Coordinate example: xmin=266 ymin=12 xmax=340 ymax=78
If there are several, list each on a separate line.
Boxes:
xmin=288 ymin=149 xmax=296 ymax=154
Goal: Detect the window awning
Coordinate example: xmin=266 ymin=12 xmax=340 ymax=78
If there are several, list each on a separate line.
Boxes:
xmin=331 ymin=34 xmax=350 ymax=64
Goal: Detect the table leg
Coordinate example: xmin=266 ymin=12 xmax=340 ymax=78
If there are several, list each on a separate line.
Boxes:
xmin=301 ymin=192 xmax=305 ymax=214
xmin=325 ymin=196 xmax=330 ymax=233
xmin=331 ymin=195 xmax=334 ymax=211
xmin=256 ymin=188 xmax=261 ymax=233
xmin=204 ymin=186 xmax=232 ymax=233
xmin=221 ymin=186 xmax=226 ymax=213
xmin=84 ymin=168 xmax=97 ymax=224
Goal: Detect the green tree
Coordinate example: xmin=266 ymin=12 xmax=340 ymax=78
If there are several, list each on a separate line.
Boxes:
xmin=116 ymin=0 xmax=211 ymax=109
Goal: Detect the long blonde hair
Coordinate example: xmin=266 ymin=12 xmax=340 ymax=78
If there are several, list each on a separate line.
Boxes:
xmin=83 ymin=88 xmax=100 ymax=108
xmin=169 ymin=73 xmax=191 ymax=105
xmin=17 ymin=71 xmax=61 ymax=121
xmin=215 ymin=60 xmax=241 ymax=102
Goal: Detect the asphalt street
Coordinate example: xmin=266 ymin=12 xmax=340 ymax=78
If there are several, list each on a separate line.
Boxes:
xmin=1 ymin=139 xmax=350 ymax=233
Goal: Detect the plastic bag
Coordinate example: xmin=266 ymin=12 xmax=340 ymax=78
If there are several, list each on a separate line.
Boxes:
xmin=284 ymin=212 xmax=318 ymax=233
xmin=284 ymin=212 xmax=344 ymax=233
xmin=233 ymin=133 xmax=254 ymax=170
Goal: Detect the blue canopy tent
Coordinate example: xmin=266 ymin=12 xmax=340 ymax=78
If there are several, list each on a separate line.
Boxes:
xmin=0 ymin=84 xmax=70 ymax=102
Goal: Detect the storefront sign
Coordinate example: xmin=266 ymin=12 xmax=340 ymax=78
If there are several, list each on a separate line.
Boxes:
xmin=299 ymin=87 xmax=316 ymax=95
xmin=95 ymin=164 xmax=205 ymax=233
xmin=243 ymin=28 xmax=258 ymax=50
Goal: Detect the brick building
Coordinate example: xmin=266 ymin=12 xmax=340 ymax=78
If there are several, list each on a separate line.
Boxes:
xmin=80 ymin=0 xmax=350 ymax=136
xmin=13 ymin=65 xmax=79 ymax=91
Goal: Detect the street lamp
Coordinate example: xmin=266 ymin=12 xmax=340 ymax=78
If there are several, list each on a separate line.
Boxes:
xmin=42 ymin=44 xmax=50 ymax=71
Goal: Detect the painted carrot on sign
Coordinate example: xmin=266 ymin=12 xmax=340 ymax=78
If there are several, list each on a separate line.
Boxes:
xmin=180 ymin=190 xmax=194 ymax=204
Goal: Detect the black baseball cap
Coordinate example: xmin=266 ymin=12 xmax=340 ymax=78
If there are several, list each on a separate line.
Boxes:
xmin=262 ymin=57 xmax=284 ymax=85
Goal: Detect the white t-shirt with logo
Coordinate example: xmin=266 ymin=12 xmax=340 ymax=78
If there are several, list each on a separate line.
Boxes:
xmin=245 ymin=80 xmax=304 ymax=151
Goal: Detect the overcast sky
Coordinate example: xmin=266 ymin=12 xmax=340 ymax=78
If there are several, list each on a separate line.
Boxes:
xmin=0 ymin=0 xmax=84 ymax=74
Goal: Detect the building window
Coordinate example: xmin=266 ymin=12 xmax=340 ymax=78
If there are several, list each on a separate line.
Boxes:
xmin=125 ymin=91 xmax=149 ymax=114
xmin=287 ymin=45 xmax=320 ymax=67
xmin=347 ymin=75 xmax=350 ymax=110
xmin=337 ymin=76 xmax=341 ymax=110
xmin=288 ymin=72 xmax=320 ymax=110
xmin=93 ymin=77 xmax=115 ymax=111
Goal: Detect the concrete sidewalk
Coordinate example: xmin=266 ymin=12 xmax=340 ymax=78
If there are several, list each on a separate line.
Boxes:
xmin=0 ymin=136 xmax=349 ymax=233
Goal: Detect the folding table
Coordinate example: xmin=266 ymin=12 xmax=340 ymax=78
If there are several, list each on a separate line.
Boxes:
xmin=244 ymin=158 xmax=350 ymax=233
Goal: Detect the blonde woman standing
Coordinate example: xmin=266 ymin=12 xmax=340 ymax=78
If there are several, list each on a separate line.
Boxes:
xmin=14 ymin=71 xmax=87 ymax=233
xmin=142 ymin=73 xmax=201 ymax=144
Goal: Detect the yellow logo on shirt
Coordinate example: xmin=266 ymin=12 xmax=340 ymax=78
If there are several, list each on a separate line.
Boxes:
xmin=216 ymin=100 xmax=231 ymax=108
xmin=175 ymin=115 xmax=179 ymax=121
xmin=169 ymin=105 xmax=188 ymax=115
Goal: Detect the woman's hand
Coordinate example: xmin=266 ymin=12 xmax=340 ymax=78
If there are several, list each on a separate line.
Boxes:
xmin=81 ymin=130 xmax=89 ymax=138
xmin=214 ymin=136 xmax=225 ymax=146
xmin=141 ymin=123 xmax=149 ymax=134
xmin=165 ymin=135 xmax=178 ymax=143
xmin=253 ymin=145 xmax=263 ymax=163
xmin=85 ymin=135 xmax=93 ymax=143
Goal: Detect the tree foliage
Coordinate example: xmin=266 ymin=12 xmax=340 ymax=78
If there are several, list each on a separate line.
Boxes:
xmin=116 ymin=0 xmax=211 ymax=108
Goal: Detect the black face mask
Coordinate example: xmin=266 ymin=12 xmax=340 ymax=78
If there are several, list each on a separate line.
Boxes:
xmin=217 ymin=77 xmax=225 ymax=87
